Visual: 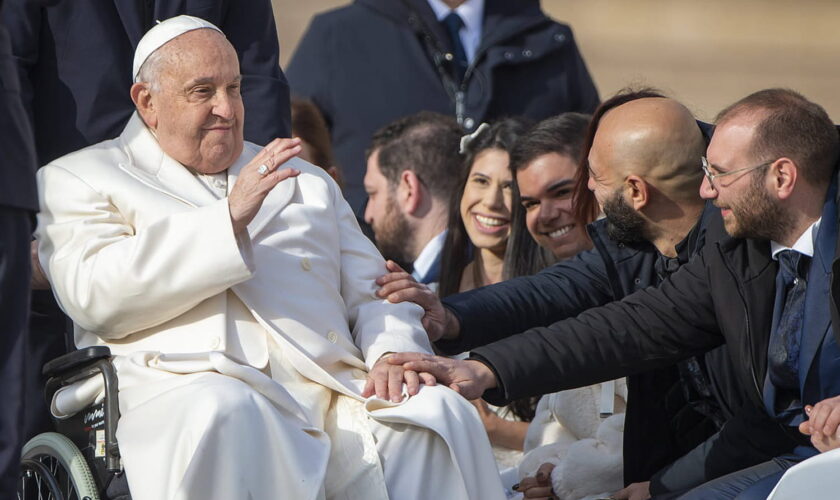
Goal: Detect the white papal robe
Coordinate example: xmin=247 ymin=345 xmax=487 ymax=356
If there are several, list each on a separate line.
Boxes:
xmin=37 ymin=113 xmax=505 ymax=500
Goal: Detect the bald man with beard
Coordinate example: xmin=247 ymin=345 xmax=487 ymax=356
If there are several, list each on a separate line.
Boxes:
xmin=377 ymin=90 xmax=796 ymax=498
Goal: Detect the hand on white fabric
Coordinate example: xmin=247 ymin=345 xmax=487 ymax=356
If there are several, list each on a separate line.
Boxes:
xmin=613 ymin=481 xmax=651 ymax=500
xmin=386 ymin=352 xmax=497 ymax=400
xmin=30 ymin=240 xmax=51 ymax=290
xmin=800 ymin=396 xmax=840 ymax=452
xmin=375 ymin=260 xmax=460 ymax=341
xmin=516 ymin=462 xmax=557 ymax=499
xmin=362 ymin=353 xmax=436 ymax=403
xmin=228 ymin=137 xmax=301 ymax=234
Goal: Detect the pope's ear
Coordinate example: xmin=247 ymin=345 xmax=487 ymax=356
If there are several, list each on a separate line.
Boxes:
xmin=130 ymin=82 xmax=157 ymax=129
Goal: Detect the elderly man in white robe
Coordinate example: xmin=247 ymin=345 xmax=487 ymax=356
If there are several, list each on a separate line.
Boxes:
xmin=35 ymin=15 xmax=504 ymax=500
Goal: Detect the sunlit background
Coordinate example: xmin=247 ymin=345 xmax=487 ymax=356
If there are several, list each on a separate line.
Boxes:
xmin=273 ymin=0 xmax=840 ymax=122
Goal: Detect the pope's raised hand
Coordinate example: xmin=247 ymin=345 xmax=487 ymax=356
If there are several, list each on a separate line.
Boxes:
xmin=375 ymin=260 xmax=460 ymax=341
xmin=228 ymin=137 xmax=301 ymax=234
xmin=386 ymin=352 xmax=497 ymax=400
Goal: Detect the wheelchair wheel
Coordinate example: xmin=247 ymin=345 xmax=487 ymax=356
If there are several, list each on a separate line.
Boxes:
xmin=18 ymin=432 xmax=100 ymax=500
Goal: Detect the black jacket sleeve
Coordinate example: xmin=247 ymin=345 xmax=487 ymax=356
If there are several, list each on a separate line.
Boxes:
xmin=437 ymin=246 xmax=614 ymax=353
xmin=222 ymin=0 xmax=291 ymax=143
xmin=472 ymin=246 xmax=726 ymax=405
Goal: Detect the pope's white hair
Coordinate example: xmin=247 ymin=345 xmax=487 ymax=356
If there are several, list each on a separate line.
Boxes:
xmin=135 ymin=46 xmax=167 ymax=92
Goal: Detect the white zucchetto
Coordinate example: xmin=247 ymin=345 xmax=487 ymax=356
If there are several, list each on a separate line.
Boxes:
xmin=132 ymin=15 xmax=223 ymax=82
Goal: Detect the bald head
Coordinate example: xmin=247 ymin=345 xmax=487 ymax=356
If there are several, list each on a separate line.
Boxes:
xmin=592 ymin=97 xmax=706 ymax=201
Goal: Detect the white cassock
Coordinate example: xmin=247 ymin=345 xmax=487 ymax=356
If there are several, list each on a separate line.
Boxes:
xmin=37 ymin=113 xmax=505 ymax=500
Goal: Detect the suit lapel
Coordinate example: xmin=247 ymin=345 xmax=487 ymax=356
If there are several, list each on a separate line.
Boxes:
xmin=800 ymin=184 xmax=838 ymax=393
xmin=117 ymin=113 xmax=218 ymax=208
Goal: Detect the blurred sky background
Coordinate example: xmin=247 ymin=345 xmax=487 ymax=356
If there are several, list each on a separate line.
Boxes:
xmin=273 ymin=0 xmax=840 ymax=122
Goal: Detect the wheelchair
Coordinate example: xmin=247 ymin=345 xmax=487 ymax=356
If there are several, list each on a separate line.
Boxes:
xmin=17 ymin=346 xmax=127 ymax=500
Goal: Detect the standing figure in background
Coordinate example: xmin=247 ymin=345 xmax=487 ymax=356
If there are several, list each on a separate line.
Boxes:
xmin=363 ymin=111 xmax=462 ymax=284
xmin=291 ymin=97 xmax=342 ymax=187
xmin=0 ymin=1 xmax=38 ymax=497
xmin=288 ymin=0 xmax=599 ymax=218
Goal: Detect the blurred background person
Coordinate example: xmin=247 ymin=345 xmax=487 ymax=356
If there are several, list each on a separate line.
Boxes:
xmin=287 ymin=0 xmax=599 ymax=221
xmin=363 ymin=111 xmax=462 ymax=284
xmin=291 ymin=97 xmax=342 ymax=186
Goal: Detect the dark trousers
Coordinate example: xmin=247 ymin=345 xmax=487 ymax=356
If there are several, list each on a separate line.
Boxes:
xmin=676 ymin=457 xmax=797 ymax=500
xmin=0 ymin=208 xmax=31 ymax=499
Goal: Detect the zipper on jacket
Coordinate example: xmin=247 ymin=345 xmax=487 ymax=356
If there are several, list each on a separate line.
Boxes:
xmin=720 ymin=247 xmax=764 ymax=403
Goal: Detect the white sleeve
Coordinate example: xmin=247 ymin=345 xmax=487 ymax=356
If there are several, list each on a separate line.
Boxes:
xmin=327 ymin=175 xmax=433 ymax=369
xmin=36 ymin=164 xmax=254 ymax=339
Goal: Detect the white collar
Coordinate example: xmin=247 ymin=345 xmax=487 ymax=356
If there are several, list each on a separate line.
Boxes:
xmin=770 ymin=218 xmax=821 ymax=260
xmin=412 ymin=230 xmax=447 ymax=281
xmin=426 ymin=0 xmax=484 ymax=62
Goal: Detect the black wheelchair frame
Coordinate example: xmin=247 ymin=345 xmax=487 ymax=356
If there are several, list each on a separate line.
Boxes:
xmin=18 ymin=346 xmax=125 ymax=500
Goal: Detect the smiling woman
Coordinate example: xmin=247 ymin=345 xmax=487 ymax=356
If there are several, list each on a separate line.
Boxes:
xmin=438 ymin=118 xmax=530 ymax=298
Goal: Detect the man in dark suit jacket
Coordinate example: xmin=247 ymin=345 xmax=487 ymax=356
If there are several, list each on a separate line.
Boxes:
xmin=0 ymin=0 xmax=292 ymax=444
xmin=389 ymin=88 xmax=840 ymax=499
xmin=0 ymin=2 xmax=38 ymax=496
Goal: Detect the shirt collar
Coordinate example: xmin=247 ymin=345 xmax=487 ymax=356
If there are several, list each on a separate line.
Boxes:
xmin=770 ymin=218 xmax=821 ymax=260
xmin=426 ymin=0 xmax=484 ymax=34
xmin=411 ymin=230 xmax=447 ymax=280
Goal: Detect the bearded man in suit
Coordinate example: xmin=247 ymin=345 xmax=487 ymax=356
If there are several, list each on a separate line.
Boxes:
xmin=35 ymin=16 xmax=504 ymax=500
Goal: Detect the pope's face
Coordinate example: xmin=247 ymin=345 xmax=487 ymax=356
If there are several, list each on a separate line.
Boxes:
xmin=144 ymin=30 xmax=244 ymax=174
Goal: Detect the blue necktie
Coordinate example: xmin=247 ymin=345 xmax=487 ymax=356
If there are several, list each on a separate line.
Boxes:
xmin=768 ymin=249 xmax=809 ymax=415
xmin=441 ymin=12 xmax=468 ymax=83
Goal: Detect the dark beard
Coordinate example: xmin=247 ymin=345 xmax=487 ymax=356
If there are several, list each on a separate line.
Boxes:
xmin=373 ymin=199 xmax=414 ymax=269
xmin=722 ymin=172 xmax=794 ymax=241
xmin=602 ymin=190 xmax=647 ymax=244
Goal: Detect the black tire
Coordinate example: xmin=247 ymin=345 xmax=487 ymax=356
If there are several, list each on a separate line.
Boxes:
xmin=19 ymin=432 xmax=100 ymax=500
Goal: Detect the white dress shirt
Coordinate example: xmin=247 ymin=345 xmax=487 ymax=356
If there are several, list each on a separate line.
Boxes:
xmin=770 ymin=218 xmax=821 ymax=260
xmin=427 ymin=0 xmax=484 ymax=63
xmin=411 ymin=230 xmax=446 ymax=283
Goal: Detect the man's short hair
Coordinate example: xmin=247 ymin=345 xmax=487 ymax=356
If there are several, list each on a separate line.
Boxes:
xmin=715 ymin=88 xmax=840 ymax=187
xmin=510 ymin=113 xmax=591 ymax=173
xmin=367 ymin=111 xmax=462 ymax=201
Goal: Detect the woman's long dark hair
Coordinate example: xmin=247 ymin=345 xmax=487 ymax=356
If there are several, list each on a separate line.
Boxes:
xmin=437 ymin=118 xmax=531 ymax=298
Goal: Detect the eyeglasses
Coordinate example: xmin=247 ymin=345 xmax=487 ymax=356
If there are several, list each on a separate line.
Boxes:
xmin=700 ymin=156 xmax=773 ymax=188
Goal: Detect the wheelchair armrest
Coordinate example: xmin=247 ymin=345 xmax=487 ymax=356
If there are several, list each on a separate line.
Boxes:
xmin=43 ymin=346 xmax=112 ymax=378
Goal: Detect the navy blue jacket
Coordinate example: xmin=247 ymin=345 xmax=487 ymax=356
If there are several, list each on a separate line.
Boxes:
xmin=0 ymin=0 xmax=291 ymax=166
xmin=0 ymin=10 xmax=35 ymax=212
xmin=441 ymin=203 xmax=732 ymax=485
xmin=287 ymin=0 xmax=599 ymax=214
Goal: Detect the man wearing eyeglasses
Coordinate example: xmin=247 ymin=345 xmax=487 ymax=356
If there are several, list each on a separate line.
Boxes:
xmin=387 ymin=88 xmax=840 ymax=499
